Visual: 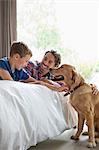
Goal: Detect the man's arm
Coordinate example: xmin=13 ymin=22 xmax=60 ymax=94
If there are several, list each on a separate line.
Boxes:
xmin=40 ymin=81 xmax=69 ymax=92
xmin=24 ymin=76 xmax=37 ymax=83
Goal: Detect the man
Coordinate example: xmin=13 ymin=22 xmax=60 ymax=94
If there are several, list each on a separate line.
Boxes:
xmin=25 ymin=50 xmax=61 ymax=80
xmin=25 ymin=50 xmax=98 ymax=94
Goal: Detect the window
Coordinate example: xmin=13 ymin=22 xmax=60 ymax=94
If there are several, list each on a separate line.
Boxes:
xmin=17 ymin=0 xmax=99 ymax=80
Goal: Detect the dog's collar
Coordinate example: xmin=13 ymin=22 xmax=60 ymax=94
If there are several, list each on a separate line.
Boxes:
xmin=64 ymin=82 xmax=84 ymax=96
xmin=64 ymin=89 xmax=74 ymax=96
xmin=64 ymin=91 xmax=71 ymax=96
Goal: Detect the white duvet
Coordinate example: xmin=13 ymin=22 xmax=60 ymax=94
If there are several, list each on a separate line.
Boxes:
xmin=0 ymin=80 xmax=77 ymax=150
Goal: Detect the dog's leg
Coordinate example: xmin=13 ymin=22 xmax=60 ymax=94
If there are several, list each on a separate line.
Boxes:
xmin=95 ymin=121 xmax=99 ymax=143
xmin=71 ymin=113 xmax=85 ymax=140
xmin=95 ymin=132 xmax=99 ymax=143
xmin=86 ymin=111 xmax=96 ymax=148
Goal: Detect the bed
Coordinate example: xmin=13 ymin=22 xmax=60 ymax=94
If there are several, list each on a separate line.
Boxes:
xmin=0 ymin=80 xmax=77 ymax=150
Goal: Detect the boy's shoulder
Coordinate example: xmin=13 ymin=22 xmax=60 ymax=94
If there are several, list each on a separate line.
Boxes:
xmin=0 ymin=57 xmax=9 ymax=66
xmin=0 ymin=57 xmax=8 ymax=62
xmin=0 ymin=57 xmax=10 ymax=71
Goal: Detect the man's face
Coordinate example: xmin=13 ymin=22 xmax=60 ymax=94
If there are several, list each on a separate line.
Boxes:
xmin=15 ymin=54 xmax=31 ymax=70
xmin=41 ymin=52 xmax=55 ymax=72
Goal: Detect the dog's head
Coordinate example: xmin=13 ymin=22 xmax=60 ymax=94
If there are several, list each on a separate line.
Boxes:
xmin=51 ymin=64 xmax=85 ymax=92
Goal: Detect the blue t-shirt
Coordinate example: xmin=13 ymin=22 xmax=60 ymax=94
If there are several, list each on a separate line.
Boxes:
xmin=0 ymin=57 xmax=29 ymax=81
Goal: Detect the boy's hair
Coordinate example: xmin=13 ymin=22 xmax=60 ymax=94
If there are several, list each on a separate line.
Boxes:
xmin=44 ymin=50 xmax=61 ymax=67
xmin=10 ymin=41 xmax=32 ymax=57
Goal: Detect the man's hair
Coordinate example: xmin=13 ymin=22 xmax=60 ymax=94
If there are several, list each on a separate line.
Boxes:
xmin=10 ymin=41 xmax=32 ymax=57
xmin=44 ymin=50 xmax=61 ymax=67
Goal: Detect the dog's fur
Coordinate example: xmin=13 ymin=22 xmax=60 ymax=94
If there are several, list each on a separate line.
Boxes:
xmin=44 ymin=64 xmax=99 ymax=148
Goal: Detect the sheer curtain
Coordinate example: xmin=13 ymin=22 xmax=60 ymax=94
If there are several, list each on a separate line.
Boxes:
xmin=0 ymin=0 xmax=17 ymax=58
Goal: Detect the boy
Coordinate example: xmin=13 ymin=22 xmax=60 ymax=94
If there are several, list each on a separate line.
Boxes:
xmin=0 ymin=41 xmax=37 ymax=82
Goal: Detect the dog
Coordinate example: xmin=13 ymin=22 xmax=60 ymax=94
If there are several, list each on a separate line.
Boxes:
xmin=43 ymin=64 xmax=99 ymax=148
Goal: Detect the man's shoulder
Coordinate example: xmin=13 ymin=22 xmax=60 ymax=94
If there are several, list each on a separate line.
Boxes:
xmin=27 ymin=60 xmax=40 ymax=67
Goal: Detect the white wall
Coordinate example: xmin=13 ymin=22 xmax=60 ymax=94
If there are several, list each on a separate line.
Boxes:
xmin=55 ymin=0 xmax=98 ymax=62
xmin=17 ymin=0 xmax=99 ymax=63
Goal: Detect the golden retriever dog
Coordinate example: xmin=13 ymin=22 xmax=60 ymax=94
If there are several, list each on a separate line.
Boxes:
xmin=44 ymin=64 xmax=99 ymax=148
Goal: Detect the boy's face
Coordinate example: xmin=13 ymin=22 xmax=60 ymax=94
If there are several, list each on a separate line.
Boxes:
xmin=41 ymin=52 xmax=55 ymax=72
xmin=15 ymin=54 xmax=31 ymax=70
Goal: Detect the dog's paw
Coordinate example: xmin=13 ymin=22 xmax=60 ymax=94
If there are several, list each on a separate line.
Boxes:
xmin=95 ymin=138 xmax=99 ymax=143
xmin=87 ymin=141 xmax=96 ymax=148
xmin=70 ymin=135 xmax=79 ymax=141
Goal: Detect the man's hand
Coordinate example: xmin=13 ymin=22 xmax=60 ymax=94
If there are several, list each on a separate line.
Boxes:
xmin=56 ymin=85 xmax=69 ymax=92
xmin=90 ymin=84 xmax=99 ymax=95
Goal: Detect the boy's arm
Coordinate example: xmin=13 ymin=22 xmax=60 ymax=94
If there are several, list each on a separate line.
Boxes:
xmin=0 ymin=69 xmax=13 ymax=80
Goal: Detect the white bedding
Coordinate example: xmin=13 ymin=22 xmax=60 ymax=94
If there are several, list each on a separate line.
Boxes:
xmin=0 ymin=80 xmax=77 ymax=150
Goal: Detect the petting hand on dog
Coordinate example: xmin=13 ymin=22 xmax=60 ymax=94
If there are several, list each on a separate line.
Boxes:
xmin=90 ymin=84 xmax=99 ymax=95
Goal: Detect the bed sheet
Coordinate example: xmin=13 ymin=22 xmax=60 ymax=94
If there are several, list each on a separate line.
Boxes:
xmin=0 ymin=80 xmax=77 ymax=150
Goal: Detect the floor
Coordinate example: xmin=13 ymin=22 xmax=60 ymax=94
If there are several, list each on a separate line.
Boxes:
xmin=28 ymin=128 xmax=99 ymax=150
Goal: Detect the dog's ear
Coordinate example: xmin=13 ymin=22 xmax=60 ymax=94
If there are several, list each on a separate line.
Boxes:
xmin=70 ymin=68 xmax=84 ymax=91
